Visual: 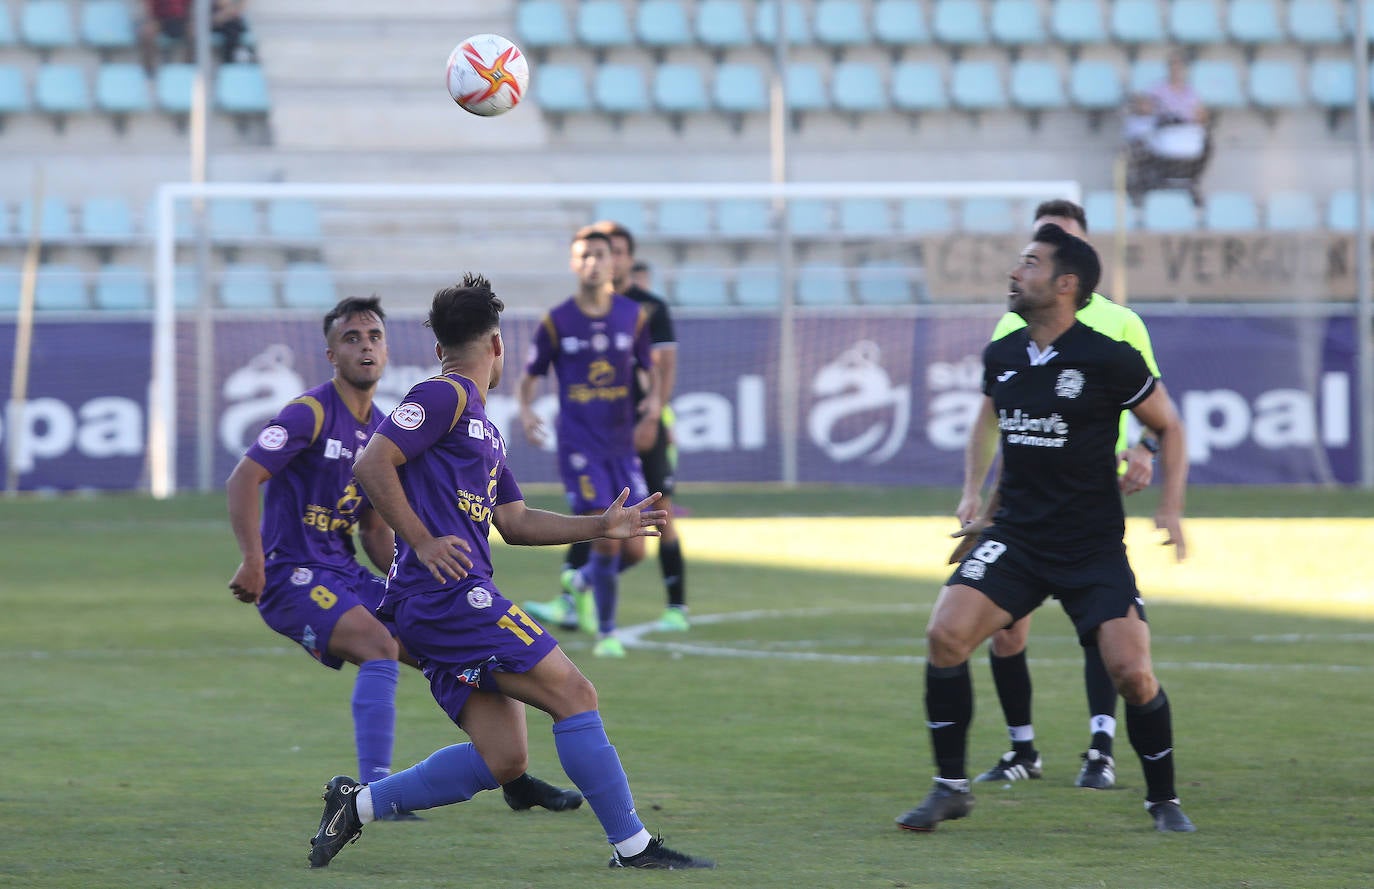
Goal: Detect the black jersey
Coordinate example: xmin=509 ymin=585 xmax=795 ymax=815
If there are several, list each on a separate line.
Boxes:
xmin=623 ymin=284 xmax=675 ymax=403
xmin=983 ymin=321 xmax=1157 ymax=557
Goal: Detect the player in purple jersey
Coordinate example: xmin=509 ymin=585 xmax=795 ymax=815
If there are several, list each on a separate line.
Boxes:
xmin=226 ymin=297 xmax=579 ymax=818
xmin=307 ymin=274 xmax=713 ymax=871
xmin=517 ymin=229 xmax=659 ymax=658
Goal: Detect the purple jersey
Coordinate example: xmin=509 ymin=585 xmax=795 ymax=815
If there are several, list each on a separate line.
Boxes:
xmin=245 ymin=379 xmax=382 ymax=568
xmin=372 ymin=373 xmax=524 ymax=607
xmin=524 ymin=295 xmax=653 ymax=458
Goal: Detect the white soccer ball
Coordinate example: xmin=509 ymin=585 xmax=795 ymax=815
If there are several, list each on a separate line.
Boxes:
xmin=446 ymin=33 xmax=529 ymax=117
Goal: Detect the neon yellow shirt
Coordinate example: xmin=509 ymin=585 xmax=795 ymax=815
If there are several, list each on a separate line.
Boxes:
xmin=991 ymin=292 xmax=1160 ymax=456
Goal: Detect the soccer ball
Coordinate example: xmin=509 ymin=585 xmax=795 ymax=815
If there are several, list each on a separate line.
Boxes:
xmin=446 ymin=33 xmax=529 ymax=117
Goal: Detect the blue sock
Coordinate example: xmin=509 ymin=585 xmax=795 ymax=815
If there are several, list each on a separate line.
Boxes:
xmin=552 ymin=710 xmax=644 ymax=844
xmin=352 ymin=659 xmax=399 ymax=784
xmin=366 ymin=743 xmax=499 ymax=818
xmin=587 ymin=552 xmax=619 ymax=634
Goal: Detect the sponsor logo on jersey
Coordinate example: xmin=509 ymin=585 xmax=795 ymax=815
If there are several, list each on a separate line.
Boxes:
xmin=392 ymin=402 xmax=425 ymax=430
xmin=456 ymin=666 xmax=483 ymax=687
xmin=257 ymin=424 xmax=289 ymax=451
xmin=999 ymin=409 xmax=1070 ymax=447
xmin=467 ymin=587 xmax=493 ymax=609
xmin=1055 ymin=369 xmax=1086 ymax=399
xmin=291 ymin=567 xmax=314 ymax=586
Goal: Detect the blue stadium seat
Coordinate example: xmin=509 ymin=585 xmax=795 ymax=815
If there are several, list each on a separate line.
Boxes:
xmin=516 ymin=0 xmax=574 ymax=52
xmin=787 ymin=199 xmax=831 ymax=235
xmin=0 ymin=66 xmax=30 ymax=118
xmin=1325 ymin=190 xmax=1374 ymax=231
xmin=174 ymin=264 xmax=202 ymax=308
xmin=1190 ymin=58 xmax=1245 ymax=108
xmin=950 ymin=60 xmax=1006 ymax=110
xmin=960 ymin=196 xmax=1015 ymax=232
xmin=933 ymin=0 xmax=990 ymax=45
xmin=796 ymin=264 xmax=850 ymax=305
xmin=900 ymin=197 xmax=954 ymax=233
xmin=656 ymin=199 xmax=712 ymax=237
xmin=696 ymin=0 xmax=753 ymax=51
xmin=755 ymin=1 xmax=812 ymax=43
xmin=209 ymin=200 xmax=259 ymax=240
xmin=1142 ymin=189 xmax=1199 ymax=230
xmin=716 ymin=199 xmax=773 ymax=237
xmin=653 ymin=64 xmax=709 ymax=114
xmin=1129 ymin=57 xmax=1167 ymax=94
xmin=216 ymin=63 xmax=269 ymax=114
xmin=82 ymin=0 xmax=136 ymax=51
xmin=1083 ymin=189 xmax=1131 ymax=231
xmin=1204 ymin=191 xmax=1259 ymax=229
xmin=81 ymin=196 xmax=136 ymax=240
xmin=1169 ymin=0 xmax=1225 ymax=44
xmin=735 ymin=266 xmax=781 ymax=306
xmin=1227 ymin=0 xmax=1283 ymax=45
xmin=35 ymin=64 xmax=91 ymax=116
xmin=712 ymin=62 xmax=769 ymax=113
xmin=0 ymin=6 xmax=14 ymax=46
xmin=1286 ymin=0 xmax=1344 ymax=44
xmin=637 ymin=0 xmax=692 ymax=51
xmin=592 ymin=199 xmax=648 ymax=233
xmin=831 ymin=62 xmax=887 ymax=112
xmin=156 ymin=63 xmax=195 ymax=114
xmin=0 ymin=267 xmax=19 ymax=312
xmin=577 ymin=1 xmax=635 ymax=53
xmin=1265 ymin=191 xmax=1319 ymax=230
xmin=96 ymin=63 xmax=151 ymax=115
xmin=94 ymin=264 xmax=150 ymax=310
xmin=219 ymin=263 xmax=275 ymax=309
xmin=593 ymin=64 xmax=650 ymax=114
xmin=891 ymin=61 xmax=948 ymax=112
xmin=1010 ymin=60 xmax=1066 ymax=110
xmin=1111 ymin=0 xmax=1167 ymax=44
xmin=839 ymin=198 xmax=892 ymax=235
xmin=534 ymin=64 xmax=591 ymax=113
xmin=672 ymin=265 xmax=731 ymax=306
xmin=873 ymin=0 xmax=929 ymax=47
xmin=785 ymin=63 xmax=829 ymax=112
xmin=1358 ymin=0 xmax=1374 ymax=40
xmin=1308 ymin=57 xmax=1353 ymax=108
xmin=1051 ymin=0 xmax=1109 ymax=44
xmin=855 ymin=261 xmax=912 ymax=304
xmin=814 ymin=0 xmax=870 ymax=50
xmin=1249 ymin=59 xmax=1304 ymax=109
xmin=36 ymin=264 xmax=86 ymax=310
xmin=18 ymin=197 xmax=73 ymax=240
xmin=282 ymin=263 xmax=337 ymax=309
xmin=145 ymin=196 xmax=194 ymax=241
xmin=991 ymin=0 xmax=1047 ymax=46
xmin=267 ymin=200 xmax=322 ymax=241
xmin=21 ymin=1 xmax=76 ymax=52
xmin=1069 ymin=59 xmax=1124 ymax=109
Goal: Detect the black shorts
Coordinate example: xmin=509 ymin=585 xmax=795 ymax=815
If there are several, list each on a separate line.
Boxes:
xmin=637 ymin=418 xmax=675 ymax=498
xmin=946 ymin=530 xmax=1145 ymax=645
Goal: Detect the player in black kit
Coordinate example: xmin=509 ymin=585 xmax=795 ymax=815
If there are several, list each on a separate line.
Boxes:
xmin=896 ymin=224 xmax=1195 ymax=834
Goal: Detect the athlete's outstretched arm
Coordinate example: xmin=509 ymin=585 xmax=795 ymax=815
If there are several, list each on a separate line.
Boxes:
xmin=494 ymin=489 xmax=666 ymax=547
xmin=1131 ymin=382 xmax=1188 ymax=561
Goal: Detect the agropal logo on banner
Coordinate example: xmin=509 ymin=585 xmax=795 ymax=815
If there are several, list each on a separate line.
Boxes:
xmin=807 ymin=341 xmax=911 ymax=465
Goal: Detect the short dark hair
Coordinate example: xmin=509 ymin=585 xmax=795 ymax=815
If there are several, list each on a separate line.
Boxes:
xmin=572 ymin=228 xmax=615 ymax=251
xmin=427 ymin=273 xmax=504 ymax=348
xmin=1032 ymin=223 xmax=1100 ymax=309
xmin=590 ymin=219 xmax=636 ymax=256
xmin=323 ymin=296 xmax=384 ymax=340
xmin=1032 ymin=199 xmax=1089 ymax=234
xmin=630 ymin=261 xmax=649 ymax=274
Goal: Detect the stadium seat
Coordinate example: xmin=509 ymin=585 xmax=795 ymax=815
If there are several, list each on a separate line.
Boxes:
xmin=734 ymin=265 xmax=781 ymax=306
xmin=0 ymin=6 xmax=14 ymax=46
xmin=900 ymin=197 xmax=954 ymax=233
xmin=1249 ymin=59 xmax=1304 ymax=110
xmin=0 ymin=267 xmax=19 ymax=312
xmin=0 ymin=66 xmax=30 ymax=120
xmin=1204 ymin=191 xmax=1259 ymax=229
xmin=17 ymin=197 xmax=73 ymax=241
xmin=1142 ymin=189 xmax=1199 ymax=230
xmin=1189 ymin=58 xmax=1245 ymax=108
xmin=1129 ymin=57 xmax=1168 ymax=94
xmin=754 ymin=1 xmax=812 ymax=43
xmin=991 ymin=0 xmax=1047 ymax=47
xmin=712 ymin=62 xmax=768 ymax=113
xmin=656 ymin=199 xmax=712 ymax=237
xmin=831 ymin=61 xmax=887 ymax=113
xmin=174 ymin=264 xmax=202 ymax=308
xmin=796 ymin=263 xmax=850 ymax=305
xmin=81 ymin=196 xmax=136 ymax=240
xmin=35 ymin=64 xmax=91 ymax=116
xmin=1069 ymin=59 xmax=1125 ymax=110
xmin=873 ymin=0 xmax=929 ymax=48
xmin=267 ymin=200 xmax=322 ymax=241
xmin=534 ymin=64 xmax=591 ymax=114
xmin=21 ymin=1 xmax=76 ymax=52
xmin=1264 ymin=191 xmax=1320 ymax=230
xmin=1308 ymin=57 xmax=1354 ymax=109
xmin=216 ymin=63 xmax=269 ymax=114
xmin=592 ymin=199 xmax=648 ymax=233
xmin=1050 ymin=0 xmax=1110 ymax=45
xmin=933 ymin=0 xmax=990 ymax=46
xmin=653 ymin=64 xmax=710 ymax=115
xmin=891 ymin=61 xmax=948 ymax=112
xmin=577 ymin=1 xmax=635 ymax=53
xmin=516 ymin=0 xmax=574 ymax=52
xmin=1325 ymin=190 xmax=1374 ymax=231
xmin=787 ymin=199 xmax=831 ymax=235
xmin=219 ymin=263 xmax=275 ymax=309
xmin=282 ymin=262 xmax=337 ymax=309
xmin=839 ymin=198 xmax=892 ymax=235
xmin=950 ymin=60 xmax=1006 ymax=111
xmin=960 ymin=196 xmax=1015 ymax=232
xmin=636 ymin=0 xmax=693 ymax=52
xmin=94 ymin=264 xmax=151 ymax=310
xmin=95 ymin=63 xmax=151 ymax=115
xmin=855 ymin=261 xmax=912 ymax=304
xmin=696 ymin=0 xmax=753 ymax=52
xmin=1169 ymin=0 xmax=1225 ymax=45
xmin=35 ymin=264 xmax=86 ymax=310
xmin=81 ymin=0 xmax=136 ymax=52
xmin=1111 ymin=0 xmax=1167 ymax=45
xmin=209 ymin=199 xmax=259 ymax=240
xmin=1083 ymin=189 xmax=1131 ymax=232
xmin=1009 ymin=60 xmax=1066 ymax=111
xmin=716 ymin=199 xmax=773 ymax=237
xmin=814 ymin=0 xmax=870 ymax=51
xmin=1358 ymin=0 xmax=1374 ymax=40
xmin=1227 ymin=0 xmax=1284 ymax=46
xmin=785 ymin=63 xmax=829 ymax=112
xmin=1286 ymin=0 xmax=1344 ymax=44
xmin=156 ymin=63 xmax=195 ymax=114
xmin=593 ymin=64 xmax=650 ymax=114
xmin=672 ymin=265 xmax=731 ymax=306
xmin=145 ymin=196 xmax=194 ymax=241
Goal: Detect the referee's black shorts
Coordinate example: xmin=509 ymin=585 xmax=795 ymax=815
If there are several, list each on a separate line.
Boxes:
xmin=637 ymin=418 xmax=675 ymax=498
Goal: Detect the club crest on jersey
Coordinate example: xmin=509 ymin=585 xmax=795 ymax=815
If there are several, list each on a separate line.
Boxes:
xmin=591 ymin=333 xmax=609 ymax=353
xmin=467 ymin=587 xmax=493 ymax=609
xmin=392 ymin=402 xmax=425 ymax=430
xmin=960 ymin=560 xmax=987 ymax=580
xmin=1055 ymin=369 xmax=1086 ymax=399
xmin=291 ymin=567 xmax=314 ymax=586
xmin=569 ymin=452 xmax=588 ymax=471
xmin=257 ymin=424 xmax=289 ymax=451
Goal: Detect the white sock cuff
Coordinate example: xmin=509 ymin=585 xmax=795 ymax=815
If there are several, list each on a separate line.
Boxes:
xmin=355 ymin=786 xmax=375 ymax=824
xmin=614 ymin=829 xmax=652 ymax=857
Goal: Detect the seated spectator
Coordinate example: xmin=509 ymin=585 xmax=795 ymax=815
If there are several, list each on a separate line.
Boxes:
xmin=140 ymin=0 xmax=251 ymax=78
xmin=1124 ymin=51 xmax=1212 ymax=207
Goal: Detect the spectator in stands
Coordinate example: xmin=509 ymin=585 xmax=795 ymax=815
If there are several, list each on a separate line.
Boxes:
xmin=1124 ymin=51 xmax=1212 ymax=207
xmin=139 ymin=0 xmax=251 ymax=78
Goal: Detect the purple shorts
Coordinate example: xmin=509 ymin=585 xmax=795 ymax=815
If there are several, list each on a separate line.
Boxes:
xmin=258 ymin=561 xmax=386 ymax=670
xmin=558 ymin=450 xmax=648 ymax=514
xmin=389 ymin=579 xmax=561 ymax=725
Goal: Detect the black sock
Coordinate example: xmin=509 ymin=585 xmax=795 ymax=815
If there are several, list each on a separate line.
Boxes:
xmin=659 ymin=539 xmax=685 ymax=608
xmin=926 ymin=662 xmax=973 ymax=780
xmin=1126 ymin=688 xmax=1176 ymax=802
xmin=989 ymin=649 xmax=1033 ymax=754
xmin=563 ymin=541 xmax=591 ymax=574
xmin=1083 ymin=644 xmax=1117 ymax=757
